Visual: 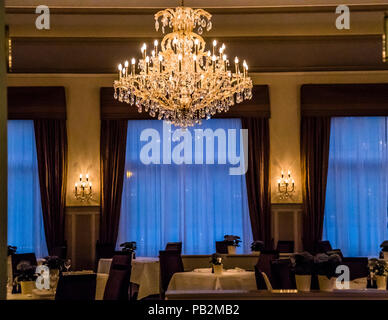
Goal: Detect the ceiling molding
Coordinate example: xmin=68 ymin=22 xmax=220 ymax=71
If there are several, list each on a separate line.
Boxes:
xmin=5 ymin=4 xmax=388 ymax=15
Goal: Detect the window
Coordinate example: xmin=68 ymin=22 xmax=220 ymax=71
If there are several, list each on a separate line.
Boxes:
xmin=323 ymin=117 xmax=388 ymax=257
xmin=117 ymin=119 xmax=252 ymax=256
xmin=8 ymin=120 xmax=47 ymax=257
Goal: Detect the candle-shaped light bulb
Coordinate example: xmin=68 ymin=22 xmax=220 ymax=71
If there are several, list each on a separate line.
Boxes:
xmin=212 ymin=55 xmax=216 ymax=73
xmin=173 ymin=38 xmax=178 ymax=53
xmin=141 ymin=43 xmax=147 ymax=60
xmin=118 ymin=64 xmax=122 ymax=71
xmin=212 ymin=39 xmax=217 ymax=55
xmin=151 ymin=50 xmax=155 ymax=57
xmin=178 ymin=54 xmax=182 ymax=72
xmin=288 ymin=170 xmax=291 ymax=177
xmin=131 ymin=58 xmax=136 ymax=75
xmin=89 ymin=182 xmax=92 ymax=190
xmin=124 ymin=61 xmax=129 ymax=68
xmin=80 ymin=174 xmax=82 ymax=181
xmin=86 ymin=174 xmax=89 ymax=181
xmin=145 ymin=56 xmax=150 ymax=74
xmin=281 ymin=170 xmax=284 ymax=178
xmin=234 ymin=57 xmax=239 ymax=74
xmin=193 ymin=54 xmax=197 ymax=72
xmin=75 ymin=183 xmax=77 ymax=188
xmin=158 ymin=54 xmax=163 ymax=72
xmin=154 ymin=39 xmax=158 ymax=47
xmin=194 ymin=38 xmax=199 ymax=55
xmin=277 ymin=179 xmax=281 ymax=184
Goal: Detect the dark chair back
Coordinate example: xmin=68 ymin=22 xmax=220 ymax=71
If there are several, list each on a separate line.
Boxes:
xmin=165 ymin=242 xmax=182 ymax=254
xmin=341 ymin=257 xmax=369 ymax=281
xmin=159 ymin=250 xmax=184 ymax=299
xmin=55 ymin=273 xmax=97 ymax=300
xmin=51 ymin=241 xmax=67 ymax=260
xmin=103 ymin=254 xmax=132 ymax=300
xmin=256 ymin=250 xmax=279 ymax=284
xmin=12 ymin=253 xmax=37 ymax=280
xmin=95 ymin=241 xmax=116 ymax=271
xmin=215 ymin=241 xmax=228 ymax=254
xmin=271 ymin=259 xmax=296 ymax=289
xmin=316 ymin=240 xmax=333 ymax=253
xmin=254 ymin=264 xmax=268 ymax=290
xmin=276 ymin=241 xmax=294 ymax=253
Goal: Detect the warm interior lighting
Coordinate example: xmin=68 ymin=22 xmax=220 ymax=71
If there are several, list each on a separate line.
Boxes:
xmin=114 ymin=5 xmax=252 ymax=127
xmin=74 ymin=173 xmax=93 ymax=202
xmin=277 ymin=170 xmax=295 ymax=200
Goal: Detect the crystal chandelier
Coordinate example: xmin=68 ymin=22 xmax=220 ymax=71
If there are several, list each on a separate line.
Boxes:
xmin=114 ymin=4 xmax=253 ymax=127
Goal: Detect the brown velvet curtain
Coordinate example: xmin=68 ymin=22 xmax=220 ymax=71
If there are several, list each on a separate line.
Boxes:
xmin=100 ymin=120 xmax=128 ymax=245
xmin=34 ymin=119 xmax=68 ymax=255
xmin=241 ymin=117 xmax=271 ymax=248
xmin=300 ymin=116 xmax=331 ymax=253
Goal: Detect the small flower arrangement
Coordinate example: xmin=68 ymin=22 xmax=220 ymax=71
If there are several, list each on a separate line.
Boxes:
xmin=250 ymin=241 xmax=264 ymax=252
xmin=224 ymin=235 xmax=241 ymax=247
xmin=7 ymin=245 xmax=17 ymax=256
xmin=16 ymin=261 xmax=37 ymax=282
xmin=369 ymin=259 xmax=388 ymax=276
xmin=314 ymin=253 xmax=342 ymax=279
xmin=291 ymin=252 xmax=314 ymax=275
xmin=210 ymin=253 xmax=223 ymax=266
xmin=120 ymin=241 xmax=137 ymax=252
xmin=43 ymin=256 xmax=65 ymax=271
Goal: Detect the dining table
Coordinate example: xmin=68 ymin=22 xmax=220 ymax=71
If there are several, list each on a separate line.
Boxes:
xmin=167 ymin=268 xmax=257 ymax=291
xmin=98 ymin=256 xmax=160 ymax=300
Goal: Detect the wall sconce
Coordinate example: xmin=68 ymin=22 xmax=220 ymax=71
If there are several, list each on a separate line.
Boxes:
xmin=74 ymin=174 xmax=93 ymax=202
xmin=277 ymin=170 xmax=295 ymax=200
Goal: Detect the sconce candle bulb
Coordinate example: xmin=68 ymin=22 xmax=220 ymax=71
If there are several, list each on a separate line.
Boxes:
xmin=277 ymin=169 xmax=295 ymax=200
xmin=74 ymin=173 xmax=93 ymax=202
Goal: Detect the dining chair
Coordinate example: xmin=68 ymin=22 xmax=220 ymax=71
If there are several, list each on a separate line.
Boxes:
xmin=315 ymin=240 xmax=333 ymax=253
xmin=103 ymin=254 xmax=132 ymax=300
xmin=341 ymin=257 xmax=369 ymax=281
xmin=270 ymin=259 xmax=296 ymax=289
xmin=276 ymin=241 xmax=294 ymax=253
xmin=51 ymin=241 xmax=67 ymax=260
xmin=95 ymin=240 xmax=116 ymax=271
xmin=159 ymin=250 xmax=184 ymax=299
xmin=254 ymin=265 xmax=269 ymax=290
xmin=215 ymin=241 xmax=228 ymax=254
xmin=165 ymin=242 xmax=182 ymax=254
xmin=55 ymin=273 xmax=97 ymax=300
xmin=11 ymin=253 xmax=37 ymax=281
xmin=255 ymin=250 xmax=279 ymax=284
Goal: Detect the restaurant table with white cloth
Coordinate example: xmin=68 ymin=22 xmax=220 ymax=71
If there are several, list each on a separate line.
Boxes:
xmin=97 ymin=254 xmax=260 ymax=299
xmin=98 ymin=256 xmax=160 ymax=300
xmin=167 ymin=268 xmax=257 ymax=291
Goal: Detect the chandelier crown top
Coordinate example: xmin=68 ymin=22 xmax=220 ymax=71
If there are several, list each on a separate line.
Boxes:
xmin=155 ymin=7 xmax=212 ymax=34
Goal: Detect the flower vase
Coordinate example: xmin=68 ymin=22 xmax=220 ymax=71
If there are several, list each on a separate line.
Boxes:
xmin=212 ymin=264 xmax=223 ymax=275
xmin=376 ymin=275 xmax=386 ymax=290
xmin=227 ymin=246 xmax=236 ymax=255
xmin=50 ymin=269 xmax=60 ymax=290
xmin=20 ymin=281 xmax=35 ymax=295
xmin=295 ymin=275 xmax=311 ymax=292
xmin=318 ymin=275 xmax=334 ymax=292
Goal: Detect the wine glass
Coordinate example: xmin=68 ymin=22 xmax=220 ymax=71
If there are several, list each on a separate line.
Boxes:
xmin=64 ymin=259 xmax=71 ymax=272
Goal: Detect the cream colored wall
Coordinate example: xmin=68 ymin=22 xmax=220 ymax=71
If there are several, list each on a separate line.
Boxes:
xmin=8 ymin=70 xmax=388 ymax=206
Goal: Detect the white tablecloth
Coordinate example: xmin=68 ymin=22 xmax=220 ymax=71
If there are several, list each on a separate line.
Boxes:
xmin=97 ymin=257 xmax=160 ymax=300
xmin=167 ymin=269 xmax=257 ymax=291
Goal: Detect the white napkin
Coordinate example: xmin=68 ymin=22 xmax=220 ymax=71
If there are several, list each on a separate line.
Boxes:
xmin=225 ymin=267 xmax=245 ymax=273
xmin=193 ymin=268 xmax=212 ymax=273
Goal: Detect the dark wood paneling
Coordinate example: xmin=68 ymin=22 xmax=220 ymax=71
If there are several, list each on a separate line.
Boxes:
xmin=101 ymin=85 xmax=270 ymax=120
xmin=8 ymin=86 xmax=67 ymax=119
xmin=10 ymin=35 xmax=388 ymax=74
xmin=301 ymin=83 xmax=388 ymax=116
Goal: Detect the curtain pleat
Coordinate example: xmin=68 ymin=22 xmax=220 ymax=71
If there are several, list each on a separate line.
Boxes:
xmin=241 ymin=117 xmax=271 ymax=248
xmin=300 ymin=116 xmax=331 ymax=253
xmin=100 ymin=120 xmax=128 ymax=245
xmin=34 ymin=119 xmax=67 ymax=255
